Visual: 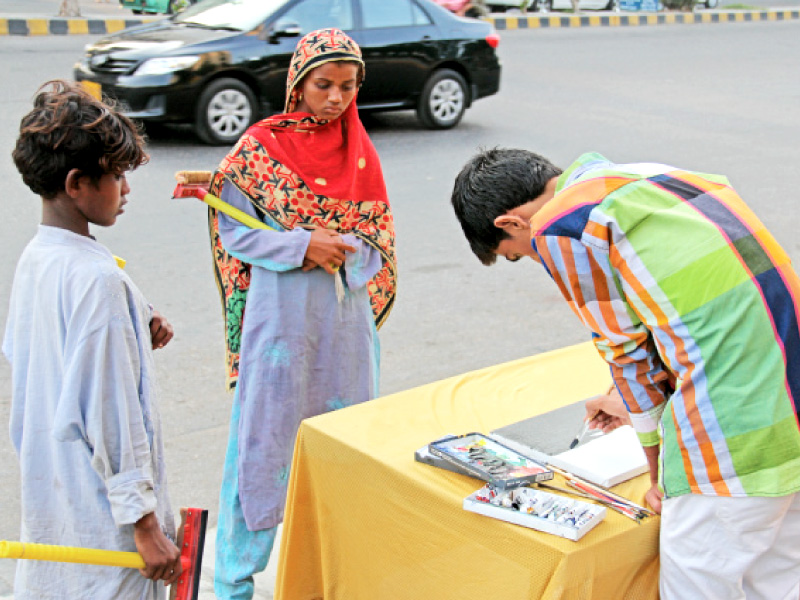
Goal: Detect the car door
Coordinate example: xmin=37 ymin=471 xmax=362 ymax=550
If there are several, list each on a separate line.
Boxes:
xmin=350 ymin=0 xmax=440 ymax=108
xmin=252 ymin=0 xmax=358 ymax=112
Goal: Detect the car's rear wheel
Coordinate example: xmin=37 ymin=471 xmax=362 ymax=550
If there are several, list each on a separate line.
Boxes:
xmin=131 ymin=8 xmax=143 ymax=14
xmin=416 ymin=69 xmax=468 ymax=130
xmin=196 ymin=78 xmax=258 ymax=145
xmin=532 ymin=0 xmax=553 ymax=11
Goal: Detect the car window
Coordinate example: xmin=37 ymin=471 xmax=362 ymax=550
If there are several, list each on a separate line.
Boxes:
xmin=360 ymin=0 xmax=432 ymax=28
xmin=176 ymin=0 xmax=289 ymax=31
xmin=277 ymin=0 xmax=354 ymax=33
xmin=410 ymin=3 xmax=432 ymax=25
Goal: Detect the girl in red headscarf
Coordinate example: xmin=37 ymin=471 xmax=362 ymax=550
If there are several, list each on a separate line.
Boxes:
xmin=208 ymin=29 xmax=397 ymax=600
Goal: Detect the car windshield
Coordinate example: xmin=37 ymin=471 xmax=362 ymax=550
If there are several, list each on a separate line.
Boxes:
xmin=174 ymin=0 xmax=289 ymax=31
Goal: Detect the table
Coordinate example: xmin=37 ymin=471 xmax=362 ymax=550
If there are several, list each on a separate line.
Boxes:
xmin=275 ymin=342 xmax=660 ymax=600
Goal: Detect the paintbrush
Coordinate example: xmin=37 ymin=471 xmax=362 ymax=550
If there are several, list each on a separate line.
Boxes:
xmin=538 ymin=482 xmax=631 ymax=510
xmin=546 ymin=463 xmax=655 ymax=517
xmin=537 ymin=481 xmax=643 ymax=522
xmin=568 ymin=410 xmax=598 ymax=449
xmin=564 ymin=480 xmax=644 ymax=522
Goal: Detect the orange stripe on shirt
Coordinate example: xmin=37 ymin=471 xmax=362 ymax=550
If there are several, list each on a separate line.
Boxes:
xmin=531 ymin=176 xmax=635 ymax=235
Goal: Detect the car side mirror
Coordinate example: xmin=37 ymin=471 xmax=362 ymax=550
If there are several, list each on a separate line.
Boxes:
xmin=267 ymin=22 xmax=301 ymax=44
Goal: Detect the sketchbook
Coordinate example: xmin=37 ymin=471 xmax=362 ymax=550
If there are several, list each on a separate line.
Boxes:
xmin=490 ymin=398 xmax=648 ymax=488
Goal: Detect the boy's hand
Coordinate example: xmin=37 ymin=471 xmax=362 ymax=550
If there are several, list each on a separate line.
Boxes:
xmin=585 ymin=386 xmax=631 ymax=433
xmin=303 ymin=228 xmax=356 ymax=274
xmin=133 ymin=512 xmax=182 ymax=585
xmin=149 ymin=310 xmax=174 ymax=350
xmin=645 ymin=483 xmax=663 ymax=514
xmin=643 ymin=444 xmax=662 ymax=514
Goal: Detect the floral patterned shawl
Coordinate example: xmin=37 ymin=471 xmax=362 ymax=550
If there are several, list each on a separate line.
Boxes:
xmin=208 ymin=28 xmax=397 ymax=390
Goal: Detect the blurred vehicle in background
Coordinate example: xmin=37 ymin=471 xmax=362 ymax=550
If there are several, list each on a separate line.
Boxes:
xmin=76 ymin=0 xmax=502 ymax=144
xmin=485 ymin=0 xmax=717 ymax=11
xmin=431 ymin=0 xmax=487 ymax=17
xmin=119 ymin=0 xmax=196 ymax=15
xmin=485 ymin=0 xmax=619 ymax=10
xmin=532 ymin=0 xmax=618 ymax=11
xmin=484 ymin=0 xmax=533 ymax=10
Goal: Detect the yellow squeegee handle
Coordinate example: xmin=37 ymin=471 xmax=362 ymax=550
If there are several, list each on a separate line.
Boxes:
xmin=0 ymin=540 xmax=145 ymax=569
xmin=202 ymin=192 xmax=274 ymax=232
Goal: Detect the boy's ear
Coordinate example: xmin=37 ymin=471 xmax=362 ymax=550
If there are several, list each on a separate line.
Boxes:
xmin=493 ymin=214 xmax=529 ymax=232
xmin=64 ymin=169 xmax=85 ymax=199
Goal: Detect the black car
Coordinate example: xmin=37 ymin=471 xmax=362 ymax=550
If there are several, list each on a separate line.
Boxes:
xmin=74 ymin=0 xmax=501 ymax=144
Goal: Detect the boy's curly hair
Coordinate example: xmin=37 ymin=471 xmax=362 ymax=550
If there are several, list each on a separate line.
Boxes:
xmin=12 ymin=80 xmax=149 ymax=199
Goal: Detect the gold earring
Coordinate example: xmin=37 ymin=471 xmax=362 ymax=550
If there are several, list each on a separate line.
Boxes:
xmin=298 ymin=92 xmax=303 ymax=101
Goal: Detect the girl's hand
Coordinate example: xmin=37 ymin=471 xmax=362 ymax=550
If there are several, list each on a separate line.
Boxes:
xmin=304 ymin=228 xmax=356 ymax=274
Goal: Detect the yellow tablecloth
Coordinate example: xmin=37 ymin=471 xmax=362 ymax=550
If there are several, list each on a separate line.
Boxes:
xmin=275 ymin=342 xmax=660 ymax=600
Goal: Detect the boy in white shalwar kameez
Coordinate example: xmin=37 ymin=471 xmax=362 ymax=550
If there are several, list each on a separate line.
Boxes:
xmin=3 ymin=80 xmax=182 ymax=599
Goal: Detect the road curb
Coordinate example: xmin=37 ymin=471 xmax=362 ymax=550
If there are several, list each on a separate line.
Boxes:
xmin=0 ymin=16 xmax=157 ymax=36
xmin=487 ymin=7 xmax=800 ymax=28
xmin=0 ymin=8 xmax=798 ymax=36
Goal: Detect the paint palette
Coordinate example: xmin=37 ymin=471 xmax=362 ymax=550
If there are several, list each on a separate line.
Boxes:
xmin=428 ymin=432 xmax=553 ymax=490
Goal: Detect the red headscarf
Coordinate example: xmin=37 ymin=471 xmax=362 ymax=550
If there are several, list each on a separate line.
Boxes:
xmin=209 ymin=28 xmax=397 ymax=390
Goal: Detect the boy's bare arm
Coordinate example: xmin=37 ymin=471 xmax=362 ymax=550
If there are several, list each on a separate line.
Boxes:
xmin=134 ymin=512 xmax=182 ymax=585
xmin=643 ymin=445 xmax=663 ymax=514
xmin=149 ymin=309 xmax=174 ymax=350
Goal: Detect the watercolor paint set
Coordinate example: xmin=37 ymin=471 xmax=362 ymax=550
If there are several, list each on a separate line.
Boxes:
xmin=463 ymin=484 xmax=607 ymax=541
xmin=428 ymin=432 xmax=554 ymax=490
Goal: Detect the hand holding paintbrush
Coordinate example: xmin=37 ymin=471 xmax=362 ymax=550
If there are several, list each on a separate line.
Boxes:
xmin=568 ymin=413 xmax=598 ymax=449
xmin=586 ymin=385 xmax=631 ymax=432
xmin=568 ymin=385 xmax=631 ymax=449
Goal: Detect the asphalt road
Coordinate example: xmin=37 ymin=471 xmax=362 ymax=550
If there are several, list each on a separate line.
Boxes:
xmin=2 ymin=20 xmax=800 ymax=597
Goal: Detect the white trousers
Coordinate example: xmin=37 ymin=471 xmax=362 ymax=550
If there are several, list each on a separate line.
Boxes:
xmin=660 ymin=492 xmax=800 ymax=600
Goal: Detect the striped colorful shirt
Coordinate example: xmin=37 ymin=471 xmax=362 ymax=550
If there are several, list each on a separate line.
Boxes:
xmin=531 ymin=153 xmax=800 ymax=499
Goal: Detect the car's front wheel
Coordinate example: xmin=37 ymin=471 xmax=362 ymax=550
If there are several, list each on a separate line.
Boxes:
xmin=416 ymin=69 xmax=468 ymax=130
xmin=196 ymin=78 xmax=257 ymax=145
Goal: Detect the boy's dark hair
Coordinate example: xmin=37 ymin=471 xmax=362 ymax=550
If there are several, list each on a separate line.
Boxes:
xmin=451 ymin=148 xmax=562 ymax=265
xmin=12 ymin=80 xmax=148 ymax=199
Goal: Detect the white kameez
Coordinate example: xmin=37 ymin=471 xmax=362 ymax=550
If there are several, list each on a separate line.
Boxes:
xmin=2 ymin=225 xmax=175 ymax=600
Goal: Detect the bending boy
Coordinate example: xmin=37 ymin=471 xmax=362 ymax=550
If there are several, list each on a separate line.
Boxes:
xmin=3 ymin=80 xmax=180 ymax=599
xmin=451 ymin=148 xmax=800 ymax=599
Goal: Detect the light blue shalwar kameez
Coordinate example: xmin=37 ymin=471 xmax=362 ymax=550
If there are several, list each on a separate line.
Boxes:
xmin=3 ymin=226 xmax=175 ymax=600
xmin=214 ymin=184 xmax=383 ymax=600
